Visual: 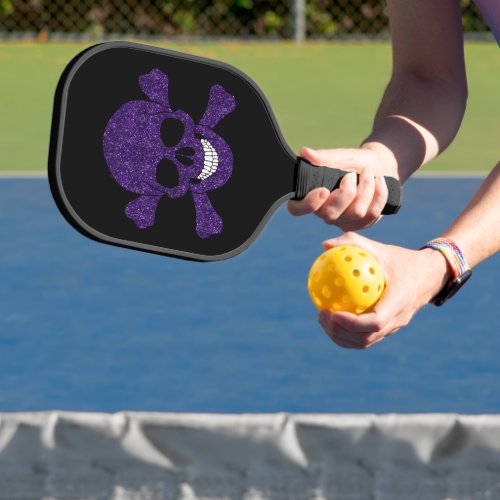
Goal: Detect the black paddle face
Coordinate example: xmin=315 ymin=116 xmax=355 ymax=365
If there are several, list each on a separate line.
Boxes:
xmin=49 ymin=42 xmax=295 ymax=261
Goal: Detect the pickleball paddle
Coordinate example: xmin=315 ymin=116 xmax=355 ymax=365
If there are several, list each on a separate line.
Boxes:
xmin=49 ymin=41 xmax=401 ymax=261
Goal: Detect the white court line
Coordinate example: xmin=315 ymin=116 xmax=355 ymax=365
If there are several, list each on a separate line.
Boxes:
xmin=414 ymin=170 xmax=487 ymax=178
xmin=0 ymin=171 xmax=48 ymax=178
xmin=0 ymin=170 xmax=489 ymax=179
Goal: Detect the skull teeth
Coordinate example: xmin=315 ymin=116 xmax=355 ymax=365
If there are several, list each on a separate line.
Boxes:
xmin=197 ymin=138 xmax=219 ymax=181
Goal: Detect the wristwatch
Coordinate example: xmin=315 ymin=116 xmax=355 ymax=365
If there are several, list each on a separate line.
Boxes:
xmin=421 ymin=238 xmax=472 ymax=306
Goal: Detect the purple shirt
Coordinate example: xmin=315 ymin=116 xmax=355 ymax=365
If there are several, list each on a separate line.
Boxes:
xmin=473 ymin=0 xmax=500 ymax=45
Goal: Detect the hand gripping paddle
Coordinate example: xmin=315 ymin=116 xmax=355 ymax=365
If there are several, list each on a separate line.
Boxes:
xmin=49 ymin=41 xmax=401 ymax=261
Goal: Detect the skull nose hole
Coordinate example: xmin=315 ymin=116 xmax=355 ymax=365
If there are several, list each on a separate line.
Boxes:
xmin=177 ymin=147 xmax=195 ymax=156
xmin=156 ymin=158 xmax=179 ymax=188
xmin=160 ymin=118 xmax=185 ymax=148
xmin=175 ymin=155 xmax=194 ymax=167
xmin=175 ymin=147 xmax=195 ymax=167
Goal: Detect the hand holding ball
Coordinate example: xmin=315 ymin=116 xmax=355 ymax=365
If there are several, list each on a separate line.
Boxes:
xmin=308 ymin=245 xmax=385 ymax=314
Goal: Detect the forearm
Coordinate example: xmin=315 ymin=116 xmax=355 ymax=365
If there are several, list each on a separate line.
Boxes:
xmin=418 ymin=162 xmax=500 ymax=303
xmin=362 ymin=73 xmax=467 ymax=183
xmin=360 ymin=0 xmax=467 ymax=183
xmin=441 ymin=162 xmax=500 ymax=267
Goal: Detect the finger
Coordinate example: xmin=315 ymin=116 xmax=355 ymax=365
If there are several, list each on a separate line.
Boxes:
xmin=332 ymin=169 xmax=387 ymax=231
xmin=319 ymin=311 xmax=373 ymax=349
xmin=330 ymin=317 xmax=390 ymax=349
xmin=342 ymin=164 xmax=376 ymax=221
xmin=330 ymin=311 xmax=385 ymax=335
xmin=332 ymin=290 xmax=403 ymax=339
xmin=299 ymin=147 xmax=367 ymax=171
xmin=364 ymin=174 xmax=389 ymax=223
xmin=299 ymin=146 xmax=324 ymax=165
xmin=322 ymin=231 xmax=369 ymax=250
xmin=361 ymin=328 xmax=399 ymax=348
xmin=319 ymin=309 xmax=392 ymax=349
xmin=321 ymin=323 xmax=365 ymax=349
xmin=288 ymin=188 xmax=330 ymax=216
xmin=331 ymin=336 xmax=364 ymax=349
xmin=364 ymin=335 xmax=386 ymax=348
xmin=329 ymin=327 xmax=380 ymax=349
xmin=315 ymin=172 xmax=357 ymax=224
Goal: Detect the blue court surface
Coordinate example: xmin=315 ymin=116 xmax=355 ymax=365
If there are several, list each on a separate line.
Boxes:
xmin=0 ymin=176 xmax=498 ymax=413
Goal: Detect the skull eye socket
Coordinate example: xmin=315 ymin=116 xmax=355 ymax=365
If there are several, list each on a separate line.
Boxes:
xmin=160 ymin=118 xmax=185 ymax=148
xmin=156 ymin=158 xmax=179 ymax=188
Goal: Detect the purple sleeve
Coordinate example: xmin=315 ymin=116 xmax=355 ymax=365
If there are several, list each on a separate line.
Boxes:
xmin=473 ymin=0 xmax=500 ymax=45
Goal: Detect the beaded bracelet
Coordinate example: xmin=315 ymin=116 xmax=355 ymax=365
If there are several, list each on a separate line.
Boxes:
xmin=420 ymin=237 xmax=472 ymax=306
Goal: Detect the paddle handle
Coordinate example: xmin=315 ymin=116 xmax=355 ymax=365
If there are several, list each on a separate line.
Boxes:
xmin=293 ymin=157 xmax=402 ymax=215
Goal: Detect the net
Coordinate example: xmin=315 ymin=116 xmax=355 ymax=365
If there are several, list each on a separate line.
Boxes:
xmin=1 ymin=412 xmax=500 ymax=499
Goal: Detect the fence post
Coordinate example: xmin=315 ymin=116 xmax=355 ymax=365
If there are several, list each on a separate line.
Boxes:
xmin=292 ymin=0 xmax=306 ymax=42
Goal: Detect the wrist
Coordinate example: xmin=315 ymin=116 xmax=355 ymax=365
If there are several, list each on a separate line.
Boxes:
xmin=361 ymin=141 xmax=399 ymax=178
xmin=417 ymin=248 xmax=453 ymax=303
xmin=420 ymin=238 xmax=472 ymax=306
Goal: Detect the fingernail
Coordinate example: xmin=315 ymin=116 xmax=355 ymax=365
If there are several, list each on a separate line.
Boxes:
xmin=322 ymin=238 xmax=334 ymax=245
xmin=319 ymin=189 xmax=329 ymax=200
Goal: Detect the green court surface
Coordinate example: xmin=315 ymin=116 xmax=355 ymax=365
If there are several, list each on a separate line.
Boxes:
xmin=0 ymin=40 xmax=497 ymax=173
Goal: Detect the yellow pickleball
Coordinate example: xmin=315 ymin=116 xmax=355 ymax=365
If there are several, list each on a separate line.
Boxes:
xmin=308 ymin=245 xmax=385 ymax=314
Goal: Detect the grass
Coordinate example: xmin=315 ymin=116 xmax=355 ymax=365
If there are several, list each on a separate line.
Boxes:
xmin=0 ymin=40 xmax=497 ymax=172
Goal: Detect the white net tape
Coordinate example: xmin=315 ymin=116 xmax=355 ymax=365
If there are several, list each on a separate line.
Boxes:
xmin=0 ymin=412 xmax=500 ymax=499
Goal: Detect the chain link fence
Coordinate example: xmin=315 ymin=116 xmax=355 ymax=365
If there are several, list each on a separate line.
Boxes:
xmin=0 ymin=0 xmax=491 ymax=40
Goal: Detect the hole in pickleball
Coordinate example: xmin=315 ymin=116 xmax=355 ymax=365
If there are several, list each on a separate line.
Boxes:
xmin=352 ymin=269 xmax=360 ymax=277
xmin=322 ymin=286 xmax=332 ymax=298
xmin=313 ymin=294 xmax=322 ymax=307
xmin=313 ymin=271 xmax=322 ymax=282
xmin=369 ymin=267 xmax=376 ymax=275
xmin=156 ymin=158 xmax=179 ymax=188
xmin=334 ymin=277 xmax=344 ymax=287
xmin=359 ymin=252 xmax=367 ymax=257
xmin=362 ymin=285 xmax=369 ymax=293
xmin=160 ymin=118 xmax=185 ymax=147
xmin=342 ymin=295 xmax=351 ymax=304
xmin=344 ymin=256 xmax=352 ymax=262
xmin=378 ymin=284 xmax=382 ymax=291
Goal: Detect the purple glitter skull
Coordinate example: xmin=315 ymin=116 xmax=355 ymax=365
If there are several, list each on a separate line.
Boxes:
xmin=103 ymin=68 xmax=236 ymax=239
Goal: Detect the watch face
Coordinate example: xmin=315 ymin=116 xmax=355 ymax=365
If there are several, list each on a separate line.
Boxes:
xmin=432 ymin=269 xmax=472 ymax=306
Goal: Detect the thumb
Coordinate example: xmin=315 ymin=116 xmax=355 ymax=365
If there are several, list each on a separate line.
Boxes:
xmin=299 ymin=147 xmax=365 ymax=170
xmin=322 ymin=231 xmax=368 ymax=250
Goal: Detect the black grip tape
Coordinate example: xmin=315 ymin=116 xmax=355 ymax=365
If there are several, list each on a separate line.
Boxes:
xmin=293 ymin=157 xmax=402 ymax=215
